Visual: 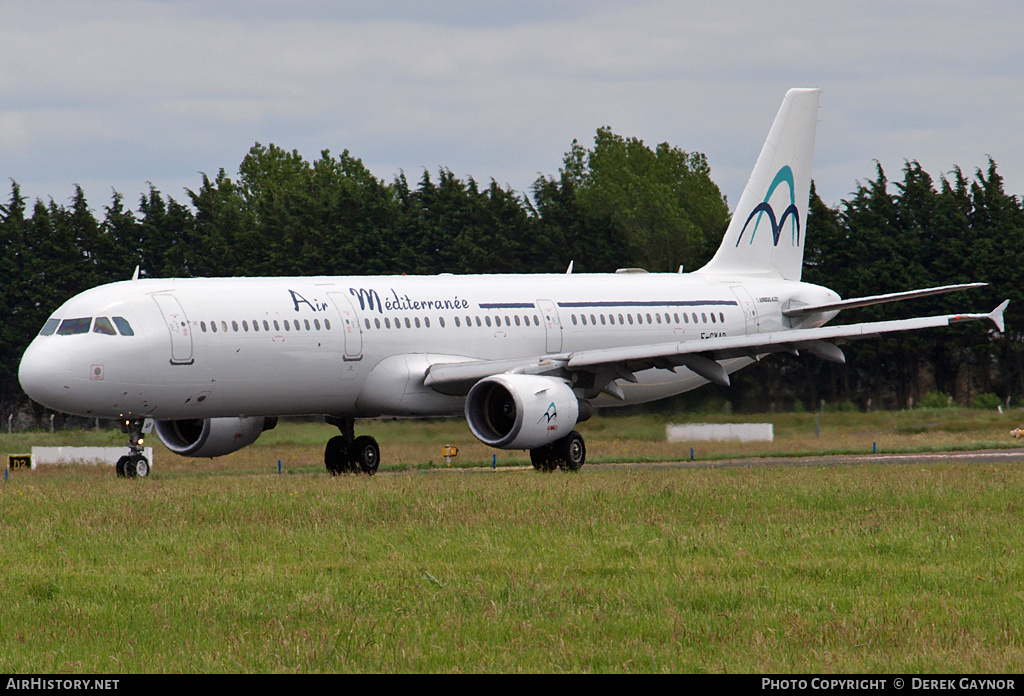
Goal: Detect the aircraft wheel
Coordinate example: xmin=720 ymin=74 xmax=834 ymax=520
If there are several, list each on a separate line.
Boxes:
xmin=530 ymin=444 xmax=556 ymax=472
xmin=115 ymin=456 xmax=128 ymax=478
xmin=351 ymin=436 xmax=380 ymax=476
xmin=325 ymin=436 xmax=347 ymax=475
xmin=558 ymin=431 xmax=586 ymax=472
xmin=122 ymin=457 xmax=138 ymax=479
xmin=133 ymin=455 xmax=150 ymax=478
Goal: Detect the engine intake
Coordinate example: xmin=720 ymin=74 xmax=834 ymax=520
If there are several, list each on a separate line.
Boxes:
xmin=155 ymin=416 xmax=278 ymax=458
xmin=465 ymin=374 xmax=589 ymax=450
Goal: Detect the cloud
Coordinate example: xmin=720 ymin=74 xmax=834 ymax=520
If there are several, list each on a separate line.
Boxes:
xmin=1 ymin=1 xmax=1022 ymax=211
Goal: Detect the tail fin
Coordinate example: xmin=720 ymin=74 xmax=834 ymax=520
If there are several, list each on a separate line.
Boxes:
xmin=697 ymin=88 xmax=820 ymax=281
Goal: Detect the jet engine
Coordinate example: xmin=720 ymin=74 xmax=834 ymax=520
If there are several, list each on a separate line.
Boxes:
xmin=465 ymin=374 xmax=590 ymax=450
xmin=155 ymin=416 xmax=278 ymax=458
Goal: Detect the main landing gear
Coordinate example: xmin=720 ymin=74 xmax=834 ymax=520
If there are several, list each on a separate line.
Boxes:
xmin=116 ymin=419 xmax=151 ymax=479
xmin=529 ymin=430 xmax=586 ymax=473
xmin=324 ymin=416 xmax=380 ymax=476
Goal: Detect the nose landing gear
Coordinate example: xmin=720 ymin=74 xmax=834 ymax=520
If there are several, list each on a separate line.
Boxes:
xmin=116 ymin=419 xmax=151 ymax=478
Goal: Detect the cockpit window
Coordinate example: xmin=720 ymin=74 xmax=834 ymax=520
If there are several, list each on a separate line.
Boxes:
xmin=39 ymin=318 xmax=60 ymax=336
xmin=112 ymin=317 xmax=134 ymax=336
xmin=57 ymin=318 xmax=92 ymax=335
xmin=93 ymin=317 xmax=117 ymax=335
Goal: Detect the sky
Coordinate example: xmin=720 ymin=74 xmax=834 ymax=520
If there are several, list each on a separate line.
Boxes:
xmin=2 ymin=1 xmax=1023 ymax=214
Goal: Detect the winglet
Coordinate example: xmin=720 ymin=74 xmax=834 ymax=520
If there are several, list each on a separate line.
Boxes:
xmin=990 ymin=300 xmax=1009 ymax=333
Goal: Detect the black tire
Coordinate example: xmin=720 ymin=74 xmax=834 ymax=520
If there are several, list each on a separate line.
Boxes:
xmin=530 ymin=444 xmax=557 ymax=472
xmin=123 ymin=457 xmax=138 ymax=479
xmin=350 ymin=436 xmax=380 ymax=476
xmin=325 ymin=436 xmax=347 ymax=475
xmin=133 ymin=455 xmax=150 ymax=478
xmin=558 ymin=431 xmax=586 ymax=472
xmin=115 ymin=456 xmax=128 ymax=478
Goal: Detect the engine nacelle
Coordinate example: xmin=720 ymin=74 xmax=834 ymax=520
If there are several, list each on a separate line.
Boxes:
xmin=155 ymin=416 xmax=278 ymax=458
xmin=465 ymin=374 xmax=589 ymax=450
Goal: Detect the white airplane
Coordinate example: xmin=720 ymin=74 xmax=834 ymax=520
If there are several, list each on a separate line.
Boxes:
xmin=18 ymin=88 xmax=1007 ymax=478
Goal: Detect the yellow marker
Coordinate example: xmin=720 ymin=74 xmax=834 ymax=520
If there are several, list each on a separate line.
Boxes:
xmin=442 ymin=445 xmax=459 ymax=467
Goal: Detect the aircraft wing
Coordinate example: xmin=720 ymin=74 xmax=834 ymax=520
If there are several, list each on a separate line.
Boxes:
xmin=424 ymin=301 xmax=1008 ymax=396
xmin=783 ymin=282 xmax=987 ymax=317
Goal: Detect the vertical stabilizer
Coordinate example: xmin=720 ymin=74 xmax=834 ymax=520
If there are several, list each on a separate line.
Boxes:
xmin=697 ymin=88 xmax=820 ymax=281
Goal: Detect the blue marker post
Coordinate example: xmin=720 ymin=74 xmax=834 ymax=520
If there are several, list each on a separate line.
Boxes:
xmin=278 ymin=459 xmax=282 ymax=475
xmin=492 ymin=454 xmax=496 ymax=470
xmin=872 ymin=442 xmax=877 ymax=454
xmin=690 ymin=447 xmax=694 ymax=462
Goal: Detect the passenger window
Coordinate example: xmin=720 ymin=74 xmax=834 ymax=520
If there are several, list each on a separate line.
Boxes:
xmin=314 ymin=319 xmax=321 ymax=330
xmin=414 ymin=317 xmax=421 ymax=328
xmin=720 ymin=312 xmax=725 ymax=322
xmin=305 ymin=319 xmax=311 ymax=330
xmin=455 ymin=317 xmax=461 ymax=327
xmin=325 ymin=319 xmax=331 ymax=330
xmin=438 ymin=317 xmax=444 ymax=328
xmin=701 ymin=313 xmax=707 ymax=323
xmin=273 ymin=321 xmax=280 ymax=331
xmin=211 ymin=322 xmax=218 ymax=333
xmin=232 ymin=321 xmax=239 ymax=332
xmin=375 ymin=318 xmax=381 ymax=329
xmin=201 ymin=321 xmax=208 ymax=333
xmin=39 ymin=318 xmax=60 ymax=336
xmin=710 ymin=314 xmax=716 ymax=324
xmin=572 ymin=315 xmax=578 ymax=325
xmin=253 ymin=320 xmax=259 ymax=332
xmin=405 ymin=318 xmax=412 ymax=329
xmin=365 ymin=319 xmax=371 ymax=330
xmin=221 ymin=321 xmax=228 ymax=332
xmin=485 ymin=316 xmax=492 ymax=327
xmin=514 ymin=316 xmax=521 ymax=326
xmin=263 ymin=320 xmax=270 ymax=331
xmin=93 ymin=317 xmax=117 ymax=335
xmin=242 ymin=321 xmax=249 ymax=332
xmin=57 ymin=318 xmax=92 ymax=335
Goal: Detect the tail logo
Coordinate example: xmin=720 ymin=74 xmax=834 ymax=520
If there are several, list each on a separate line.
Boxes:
xmin=735 ymin=166 xmax=801 ymax=247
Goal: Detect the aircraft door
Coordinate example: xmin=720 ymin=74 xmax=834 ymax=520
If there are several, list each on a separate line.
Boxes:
xmin=152 ymin=293 xmax=194 ymax=365
xmin=328 ymin=292 xmax=363 ymax=361
xmin=536 ymin=299 xmax=562 ymax=353
xmin=730 ymin=286 xmax=759 ymax=334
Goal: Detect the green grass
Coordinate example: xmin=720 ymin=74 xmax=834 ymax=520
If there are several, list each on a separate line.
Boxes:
xmin=2 ymin=410 xmax=1024 ymax=672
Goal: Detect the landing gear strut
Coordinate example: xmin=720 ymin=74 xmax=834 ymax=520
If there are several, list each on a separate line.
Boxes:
xmin=116 ymin=419 xmax=151 ymax=479
xmin=324 ymin=416 xmax=380 ymax=476
xmin=530 ymin=430 xmax=586 ymax=472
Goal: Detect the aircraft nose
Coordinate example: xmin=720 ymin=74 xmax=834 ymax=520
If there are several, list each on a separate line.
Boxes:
xmin=18 ymin=339 xmax=73 ymax=409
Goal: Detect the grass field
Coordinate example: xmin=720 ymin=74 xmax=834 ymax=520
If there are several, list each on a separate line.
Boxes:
xmin=2 ymin=410 xmax=1024 ymax=673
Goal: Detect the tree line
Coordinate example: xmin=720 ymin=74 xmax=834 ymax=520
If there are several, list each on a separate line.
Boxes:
xmin=1 ymin=131 xmax=1021 ymax=422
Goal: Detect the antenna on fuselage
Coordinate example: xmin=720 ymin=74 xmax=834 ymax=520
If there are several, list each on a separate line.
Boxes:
xmin=131 ymin=265 xmax=140 ymax=281
xmin=566 ymin=261 xmax=574 ymax=274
